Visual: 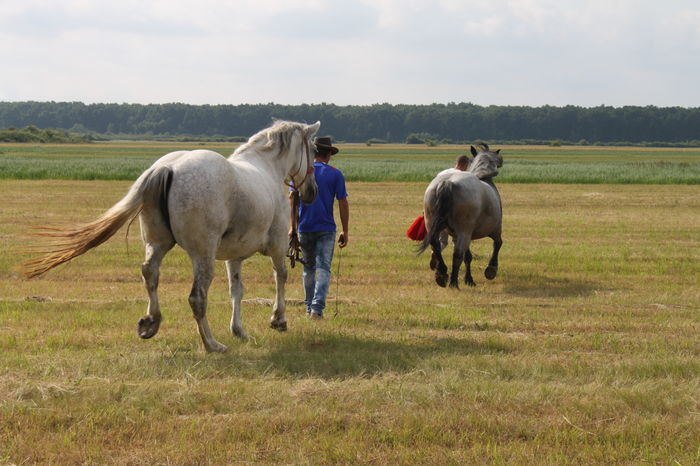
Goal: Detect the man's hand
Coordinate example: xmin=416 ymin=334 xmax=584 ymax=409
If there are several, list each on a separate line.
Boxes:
xmin=338 ymin=231 xmax=348 ymax=248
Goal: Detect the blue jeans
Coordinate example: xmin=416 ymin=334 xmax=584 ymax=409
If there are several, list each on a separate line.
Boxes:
xmin=298 ymin=231 xmax=336 ymax=316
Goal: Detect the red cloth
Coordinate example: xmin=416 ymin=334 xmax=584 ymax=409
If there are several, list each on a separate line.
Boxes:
xmin=406 ymin=215 xmax=426 ymax=241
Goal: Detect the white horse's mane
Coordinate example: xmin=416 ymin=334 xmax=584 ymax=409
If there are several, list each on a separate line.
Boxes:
xmin=232 ymin=119 xmax=307 ymax=157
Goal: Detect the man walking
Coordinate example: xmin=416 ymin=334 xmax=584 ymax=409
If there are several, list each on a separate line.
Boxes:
xmin=290 ymin=136 xmax=349 ymax=319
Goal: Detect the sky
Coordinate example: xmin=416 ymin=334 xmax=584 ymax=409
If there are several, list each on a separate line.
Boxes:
xmin=1 ymin=0 xmax=699 ymax=107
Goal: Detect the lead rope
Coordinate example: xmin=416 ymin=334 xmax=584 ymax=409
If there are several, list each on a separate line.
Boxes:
xmin=286 ymin=136 xmax=313 ymax=268
xmin=287 ymin=190 xmax=305 ymax=268
xmin=333 ymin=243 xmax=342 ymax=318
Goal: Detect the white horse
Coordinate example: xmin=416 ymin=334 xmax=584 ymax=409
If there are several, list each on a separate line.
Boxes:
xmin=24 ymin=120 xmax=320 ymax=352
xmin=419 ymin=143 xmax=503 ymax=288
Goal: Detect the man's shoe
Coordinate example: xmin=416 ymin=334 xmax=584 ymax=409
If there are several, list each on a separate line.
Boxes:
xmin=309 ymin=312 xmax=323 ymax=320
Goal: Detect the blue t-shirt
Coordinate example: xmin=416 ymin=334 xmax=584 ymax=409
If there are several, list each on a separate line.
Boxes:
xmin=298 ymin=161 xmax=348 ymax=233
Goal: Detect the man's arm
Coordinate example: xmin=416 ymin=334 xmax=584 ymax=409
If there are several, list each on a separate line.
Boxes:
xmin=338 ymin=197 xmax=349 ymax=248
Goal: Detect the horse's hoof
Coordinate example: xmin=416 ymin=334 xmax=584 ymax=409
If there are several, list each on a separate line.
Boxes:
xmin=137 ymin=315 xmax=160 ymax=339
xmin=485 ymin=266 xmax=498 ymax=280
xmin=270 ymin=320 xmax=288 ymax=332
xmin=466 ymin=280 xmax=476 ymax=287
xmin=435 ymin=274 xmax=448 ymax=288
xmin=449 ymin=281 xmax=459 ymax=289
xmin=232 ymin=327 xmax=248 ymax=341
xmin=205 ymin=341 xmax=228 ymax=353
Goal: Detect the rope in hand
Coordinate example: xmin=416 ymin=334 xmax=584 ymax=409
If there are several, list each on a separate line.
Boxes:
xmin=287 ymin=190 xmax=306 ymax=268
xmin=334 ymin=241 xmax=342 ymax=318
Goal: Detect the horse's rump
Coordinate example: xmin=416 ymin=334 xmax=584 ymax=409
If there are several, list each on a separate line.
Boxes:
xmin=418 ymin=179 xmax=454 ymax=254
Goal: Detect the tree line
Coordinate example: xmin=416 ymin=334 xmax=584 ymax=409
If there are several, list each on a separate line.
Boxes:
xmin=0 ymin=125 xmax=91 ymax=143
xmin=1 ymin=101 xmax=699 ymax=145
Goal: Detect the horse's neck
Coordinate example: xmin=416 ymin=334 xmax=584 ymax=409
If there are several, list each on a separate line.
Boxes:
xmin=469 ymin=157 xmax=499 ymax=180
xmin=230 ymin=149 xmax=287 ymax=181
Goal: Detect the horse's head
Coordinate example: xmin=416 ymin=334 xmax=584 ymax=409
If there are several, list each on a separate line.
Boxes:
xmin=469 ymin=143 xmax=503 ymax=180
xmin=292 ymin=121 xmax=320 ymax=205
xmin=246 ymin=119 xmax=320 ymax=204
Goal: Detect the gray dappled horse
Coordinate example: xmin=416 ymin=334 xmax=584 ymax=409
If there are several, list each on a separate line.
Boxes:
xmin=419 ymin=143 xmax=503 ymax=288
xmin=24 ymin=120 xmax=320 ymax=352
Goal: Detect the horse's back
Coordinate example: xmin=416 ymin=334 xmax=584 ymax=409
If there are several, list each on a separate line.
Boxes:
xmin=454 ymin=174 xmax=501 ymax=238
xmin=153 ymin=149 xmax=284 ymax=260
xmin=164 ymin=149 xmax=229 ymax=174
xmin=453 ymin=172 xmax=497 ymax=207
xmin=435 ymin=172 xmax=501 ymax=239
xmin=155 ymin=150 xmax=236 ymax=253
xmin=167 ymin=150 xmax=235 ymax=214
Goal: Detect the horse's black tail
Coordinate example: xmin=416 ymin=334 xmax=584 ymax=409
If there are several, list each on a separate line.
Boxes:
xmin=141 ymin=165 xmax=174 ymax=234
xmin=418 ymin=180 xmax=453 ymax=254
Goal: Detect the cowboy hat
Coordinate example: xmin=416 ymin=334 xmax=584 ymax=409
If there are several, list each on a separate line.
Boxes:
xmin=314 ymin=136 xmax=339 ymax=155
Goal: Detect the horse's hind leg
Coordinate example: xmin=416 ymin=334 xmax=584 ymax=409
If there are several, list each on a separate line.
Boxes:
xmin=430 ymin=230 xmax=449 ymax=270
xmin=429 ymin=251 xmax=439 ymax=270
xmin=485 ymin=233 xmax=503 ymax=280
xmin=226 ymin=260 xmax=247 ymax=340
xmin=450 ymin=234 xmax=470 ymax=288
xmin=430 ymin=241 xmax=448 ymax=287
xmin=463 ymin=248 xmax=476 ymax=287
xmin=269 ymin=254 xmax=288 ymax=332
xmin=189 ymin=256 xmax=227 ymax=353
xmin=439 ymin=230 xmax=449 ymax=251
xmin=138 ymin=241 xmax=174 ymax=339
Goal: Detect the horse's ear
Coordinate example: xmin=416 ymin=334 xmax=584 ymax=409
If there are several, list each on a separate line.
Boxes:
xmin=496 ymin=149 xmax=501 ymax=154
xmin=305 ymin=121 xmax=321 ymax=138
xmin=470 ymin=146 xmax=478 ymax=156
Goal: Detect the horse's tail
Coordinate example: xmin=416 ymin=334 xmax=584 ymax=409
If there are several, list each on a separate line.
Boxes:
xmin=418 ymin=180 xmax=453 ymax=254
xmin=23 ymin=165 xmax=173 ymax=279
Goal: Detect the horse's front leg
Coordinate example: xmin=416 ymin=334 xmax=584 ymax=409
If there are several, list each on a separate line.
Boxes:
xmin=269 ymin=253 xmax=288 ymax=332
xmin=138 ymin=241 xmax=174 ymax=339
xmin=485 ymin=233 xmax=503 ymax=280
xmin=189 ymin=256 xmax=227 ymax=353
xmin=226 ymin=260 xmax=247 ymax=340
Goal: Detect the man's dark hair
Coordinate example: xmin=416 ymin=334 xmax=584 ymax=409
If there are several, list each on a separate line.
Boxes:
xmin=456 ymin=155 xmax=470 ymax=167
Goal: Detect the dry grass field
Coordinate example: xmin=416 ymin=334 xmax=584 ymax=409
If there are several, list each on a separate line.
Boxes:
xmin=1 ymin=179 xmax=699 ymax=464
